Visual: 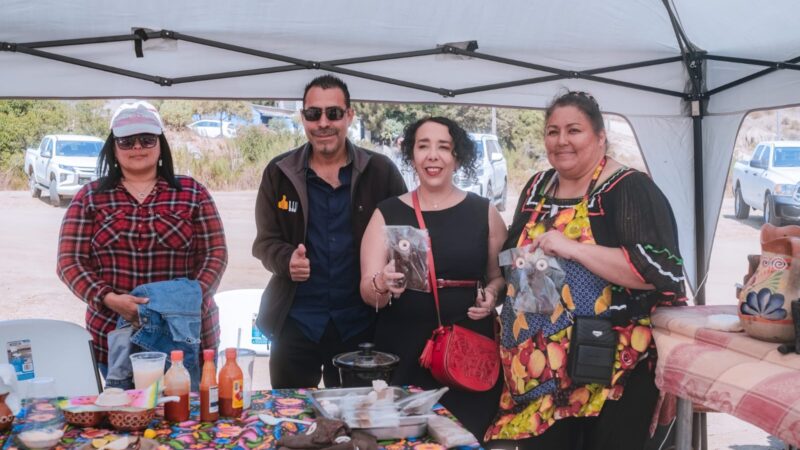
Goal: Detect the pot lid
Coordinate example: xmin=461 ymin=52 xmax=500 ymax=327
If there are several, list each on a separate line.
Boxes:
xmin=332 ymin=343 xmax=399 ymax=369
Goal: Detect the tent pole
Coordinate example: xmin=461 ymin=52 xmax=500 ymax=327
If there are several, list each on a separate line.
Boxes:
xmin=693 ymin=108 xmax=706 ymax=305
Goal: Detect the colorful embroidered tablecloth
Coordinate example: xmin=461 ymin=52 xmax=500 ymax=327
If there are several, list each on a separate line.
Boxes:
xmin=652 ymin=305 xmax=800 ymax=447
xmin=0 ymin=389 xmax=474 ymax=450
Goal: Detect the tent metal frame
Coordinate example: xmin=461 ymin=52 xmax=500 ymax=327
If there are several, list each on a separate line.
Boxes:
xmin=2 ymin=6 xmax=798 ymax=318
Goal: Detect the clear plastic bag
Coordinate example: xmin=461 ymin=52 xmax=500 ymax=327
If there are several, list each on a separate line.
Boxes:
xmin=384 ymin=225 xmax=430 ymax=292
xmin=427 ymin=415 xmax=478 ymax=447
xmin=499 ymin=246 xmax=566 ymax=314
xmin=339 ymin=392 xmax=400 ymax=429
xmin=396 ymin=387 xmax=448 ymax=416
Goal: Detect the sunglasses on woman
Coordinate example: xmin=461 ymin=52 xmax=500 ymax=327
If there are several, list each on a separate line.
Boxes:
xmin=115 ymin=133 xmax=159 ymax=150
xmin=301 ymin=106 xmax=347 ymax=122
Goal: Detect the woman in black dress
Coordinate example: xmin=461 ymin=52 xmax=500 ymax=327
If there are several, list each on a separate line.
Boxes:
xmin=359 ymin=117 xmax=507 ymax=442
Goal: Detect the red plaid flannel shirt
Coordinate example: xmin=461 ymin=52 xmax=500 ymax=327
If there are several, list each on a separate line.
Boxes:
xmin=57 ymin=176 xmax=228 ymax=364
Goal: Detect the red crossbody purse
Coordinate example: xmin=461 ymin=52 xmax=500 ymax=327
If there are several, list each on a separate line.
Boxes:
xmin=412 ymin=191 xmax=500 ymax=392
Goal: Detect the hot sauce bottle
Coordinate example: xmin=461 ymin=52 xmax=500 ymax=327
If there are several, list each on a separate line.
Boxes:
xmin=218 ymin=348 xmax=243 ymax=418
xmin=163 ymin=350 xmax=191 ymax=422
xmin=199 ymin=349 xmax=219 ymax=422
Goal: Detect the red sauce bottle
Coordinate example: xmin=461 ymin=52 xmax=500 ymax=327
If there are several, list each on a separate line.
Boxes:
xmin=199 ymin=349 xmax=219 ymax=422
xmin=218 ymin=348 xmax=243 ymax=418
xmin=163 ymin=350 xmax=191 ymax=422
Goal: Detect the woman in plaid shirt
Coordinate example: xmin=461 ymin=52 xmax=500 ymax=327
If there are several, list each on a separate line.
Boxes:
xmin=56 ymin=101 xmax=228 ymax=371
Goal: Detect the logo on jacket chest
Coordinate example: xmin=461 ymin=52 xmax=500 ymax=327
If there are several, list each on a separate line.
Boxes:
xmin=278 ymin=195 xmax=298 ymax=213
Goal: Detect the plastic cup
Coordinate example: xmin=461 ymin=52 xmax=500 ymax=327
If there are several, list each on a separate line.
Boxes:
xmin=21 ymin=376 xmax=57 ymax=400
xmin=218 ymin=348 xmax=255 ymax=409
xmin=129 ymin=352 xmax=167 ymax=389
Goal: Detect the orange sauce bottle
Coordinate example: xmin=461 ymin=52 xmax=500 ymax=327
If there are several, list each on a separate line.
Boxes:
xmin=199 ymin=349 xmax=219 ymax=422
xmin=163 ymin=350 xmax=191 ymax=422
xmin=218 ymin=348 xmax=243 ymax=418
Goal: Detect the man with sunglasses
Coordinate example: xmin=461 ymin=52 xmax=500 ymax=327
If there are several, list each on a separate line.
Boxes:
xmin=253 ymin=75 xmax=407 ymax=388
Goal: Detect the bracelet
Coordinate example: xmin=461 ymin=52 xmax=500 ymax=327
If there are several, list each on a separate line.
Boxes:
xmin=372 ymin=272 xmax=389 ymax=295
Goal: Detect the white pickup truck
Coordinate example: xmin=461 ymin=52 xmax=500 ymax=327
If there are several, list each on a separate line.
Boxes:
xmin=24 ymin=134 xmax=104 ymax=206
xmin=731 ymin=140 xmax=800 ymax=225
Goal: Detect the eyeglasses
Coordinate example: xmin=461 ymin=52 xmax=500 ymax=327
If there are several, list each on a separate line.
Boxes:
xmin=301 ymin=106 xmax=347 ymax=122
xmin=114 ymin=133 xmax=159 ymax=150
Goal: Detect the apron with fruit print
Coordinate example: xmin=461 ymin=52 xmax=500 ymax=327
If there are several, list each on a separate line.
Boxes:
xmin=485 ymin=158 xmax=656 ymax=441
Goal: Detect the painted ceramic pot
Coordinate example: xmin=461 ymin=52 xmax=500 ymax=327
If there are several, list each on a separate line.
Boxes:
xmin=738 ymin=224 xmax=800 ymax=343
xmin=0 ymin=392 xmax=14 ymax=432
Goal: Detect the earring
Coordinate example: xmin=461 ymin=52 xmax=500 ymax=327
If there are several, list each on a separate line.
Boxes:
xmin=158 ymin=159 xmax=163 ymax=167
xmin=114 ymin=162 xmax=118 ymax=168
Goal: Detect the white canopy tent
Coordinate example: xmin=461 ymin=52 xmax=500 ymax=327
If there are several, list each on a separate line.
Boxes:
xmin=3 ymin=0 xmax=800 ymax=299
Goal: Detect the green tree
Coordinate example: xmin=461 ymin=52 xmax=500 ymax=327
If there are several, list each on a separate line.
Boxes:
xmin=69 ymin=100 xmax=110 ymax=137
xmin=158 ymin=100 xmax=196 ymax=129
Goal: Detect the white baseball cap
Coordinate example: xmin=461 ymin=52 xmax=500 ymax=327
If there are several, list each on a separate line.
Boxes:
xmin=110 ymin=101 xmax=164 ymax=137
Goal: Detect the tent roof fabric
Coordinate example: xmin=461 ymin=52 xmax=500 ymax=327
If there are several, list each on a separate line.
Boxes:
xmin=3 ymin=0 xmax=800 ymax=292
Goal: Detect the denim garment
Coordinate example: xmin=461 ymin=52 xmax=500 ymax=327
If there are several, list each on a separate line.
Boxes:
xmin=105 ymin=325 xmax=135 ymax=389
xmin=106 ymin=278 xmax=203 ymax=390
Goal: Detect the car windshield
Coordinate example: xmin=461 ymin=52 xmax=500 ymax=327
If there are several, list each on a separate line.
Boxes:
xmin=472 ymin=139 xmax=485 ymax=159
xmin=773 ymin=146 xmax=800 ymax=167
xmin=56 ymin=141 xmax=102 ymax=157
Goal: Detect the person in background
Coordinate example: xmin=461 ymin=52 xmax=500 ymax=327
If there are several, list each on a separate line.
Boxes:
xmin=360 ymin=117 xmax=507 ymax=442
xmin=253 ymin=75 xmax=407 ymax=388
xmin=57 ymin=101 xmax=228 ymax=375
xmin=485 ymin=91 xmax=686 ymax=450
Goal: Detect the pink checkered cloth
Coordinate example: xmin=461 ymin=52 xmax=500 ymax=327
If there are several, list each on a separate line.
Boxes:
xmin=652 ymin=305 xmax=800 ymax=447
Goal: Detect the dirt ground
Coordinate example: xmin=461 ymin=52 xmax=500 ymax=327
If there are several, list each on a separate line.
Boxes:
xmin=0 ymin=190 xmax=782 ymax=449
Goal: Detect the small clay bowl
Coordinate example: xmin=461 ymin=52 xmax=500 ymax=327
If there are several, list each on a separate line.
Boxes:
xmin=63 ymin=410 xmax=106 ymax=427
xmin=107 ymin=409 xmax=155 ymax=431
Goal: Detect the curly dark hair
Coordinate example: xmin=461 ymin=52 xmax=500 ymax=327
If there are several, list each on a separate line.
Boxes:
xmin=400 ymin=117 xmax=478 ymax=181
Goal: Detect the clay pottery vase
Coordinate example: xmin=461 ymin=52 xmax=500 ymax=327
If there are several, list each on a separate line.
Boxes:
xmin=738 ymin=224 xmax=800 ymax=343
xmin=0 ymin=392 xmax=14 ymax=432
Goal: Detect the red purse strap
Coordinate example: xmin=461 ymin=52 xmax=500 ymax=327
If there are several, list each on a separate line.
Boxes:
xmin=412 ymin=190 xmax=443 ymax=328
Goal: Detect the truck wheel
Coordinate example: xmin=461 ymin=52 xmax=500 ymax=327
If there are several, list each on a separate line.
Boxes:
xmin=29 ymin=177 xmax=41 ymax=199
xmin=734 ymin=185 xmax=749 ymax=219
xmin=764 ymin=194 xmax=784 ymax=226
xmin=48 ymin=179 xmax=61 ymax=207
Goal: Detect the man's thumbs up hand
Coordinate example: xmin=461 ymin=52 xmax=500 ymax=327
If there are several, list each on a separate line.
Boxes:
xmin=289 ymin=244 xmax=310 ymax=282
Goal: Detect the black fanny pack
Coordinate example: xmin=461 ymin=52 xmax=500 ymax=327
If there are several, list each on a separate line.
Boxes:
xmin=567 ymin=316 xmax=617 ymax=386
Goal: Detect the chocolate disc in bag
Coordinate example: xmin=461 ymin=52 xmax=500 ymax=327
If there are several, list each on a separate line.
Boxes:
xmin=397 ymin=239 xmax=411 ymax=254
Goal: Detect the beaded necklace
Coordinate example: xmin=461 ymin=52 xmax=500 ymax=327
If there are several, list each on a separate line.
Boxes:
xmin=518 ymin=156 xmax=606 ymax=247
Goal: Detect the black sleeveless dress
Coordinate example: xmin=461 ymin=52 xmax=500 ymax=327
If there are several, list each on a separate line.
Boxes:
xmin=375 ymin=193 xmax=502 ymax=442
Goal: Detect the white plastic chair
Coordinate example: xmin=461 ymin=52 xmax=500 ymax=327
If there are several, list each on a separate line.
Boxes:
xmin=214 ymin=289 xmax=271 ymax=356
xmin=0 ymin=319 xmax=102 ymax=397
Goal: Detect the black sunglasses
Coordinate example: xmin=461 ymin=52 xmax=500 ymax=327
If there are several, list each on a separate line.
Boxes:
xmin=301 ymin=106 xmax=347 ymax=122
xmin=115 ymin=133 xmax=159 ymax=150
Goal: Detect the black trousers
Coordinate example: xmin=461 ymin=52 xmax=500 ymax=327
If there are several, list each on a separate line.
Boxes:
xmin=487 ymin=361 xmax=660 ymax=450
xmin=269 ymin=318 xmax=375 ymax=389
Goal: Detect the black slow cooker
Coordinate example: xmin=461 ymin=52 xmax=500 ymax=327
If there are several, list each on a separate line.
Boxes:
xmin=332 ymin=343 xmax=399 ymax=387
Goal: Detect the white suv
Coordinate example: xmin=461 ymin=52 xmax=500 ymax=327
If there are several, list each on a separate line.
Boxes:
xmin=187 ymin=120 xmax=237 ymax=138
xmin=454 ymin=133 xmax=509 ymax=211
